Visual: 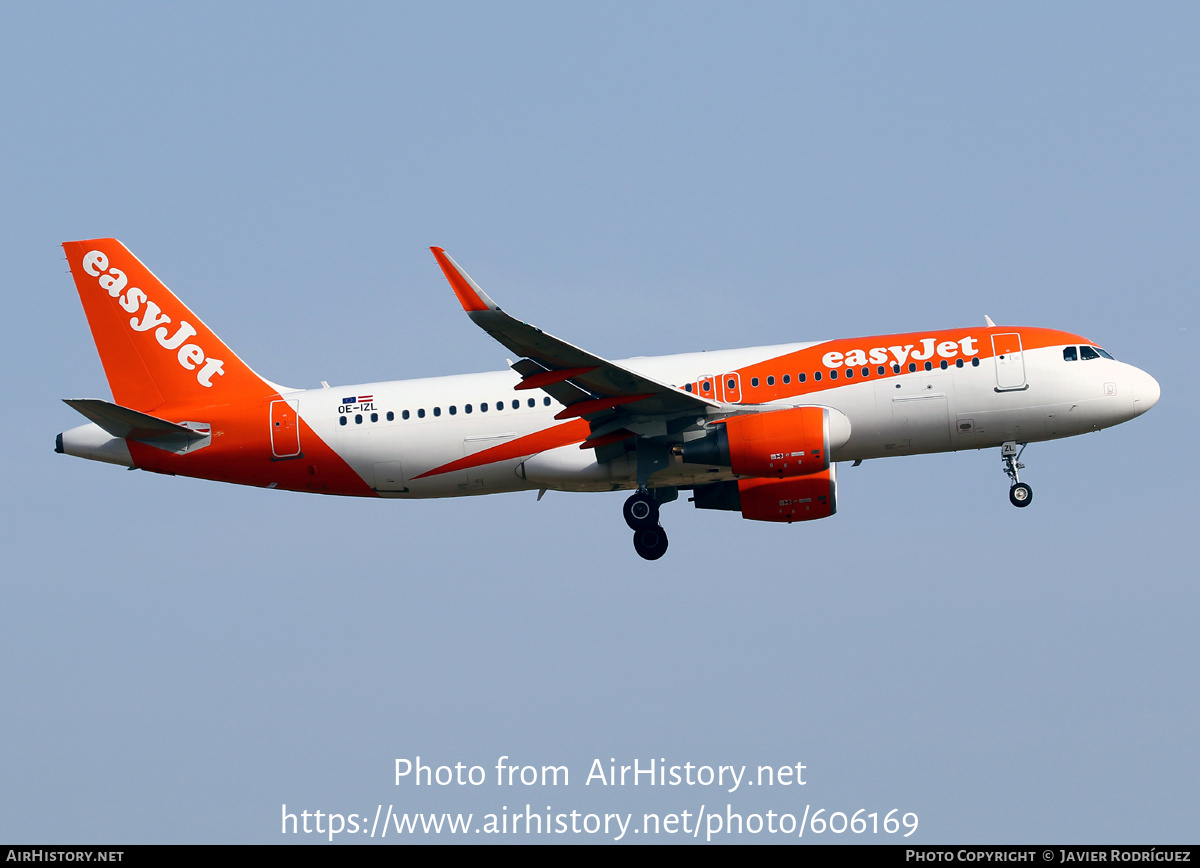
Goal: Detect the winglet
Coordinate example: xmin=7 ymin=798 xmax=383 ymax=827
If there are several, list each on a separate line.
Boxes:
xmin=430 ymin=248 xmax=499 ymax=313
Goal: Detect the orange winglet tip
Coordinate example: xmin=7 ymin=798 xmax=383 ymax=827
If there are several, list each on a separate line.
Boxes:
xmin=580 ymin=429 xmax=636 ymax=450
xmin=553 ymin=394 xmax=653 ymax=420
xmin=430 ymin=247 xmax=492 ymax=312
xmin=515 ymin=366 xmax=598 ymax=391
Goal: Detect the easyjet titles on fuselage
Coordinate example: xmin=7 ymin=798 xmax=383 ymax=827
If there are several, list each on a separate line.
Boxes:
xmin=820 ymin=336 xmax=979 ymax=369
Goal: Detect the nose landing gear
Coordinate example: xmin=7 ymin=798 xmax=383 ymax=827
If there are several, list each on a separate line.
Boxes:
xmin=1001 ymin=441 xmax=1033 ymax=508
xmin=624 ymin=488 xmax=670 ymax=560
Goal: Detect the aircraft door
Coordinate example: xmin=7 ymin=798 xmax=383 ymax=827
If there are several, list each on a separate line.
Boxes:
xmin=719 ymin=372 xmax=743 ymax=403
xmin=992 ymin=333 xmax=1027 ymax=391
xmin=270 ymin=399 xmax=302 ymax=459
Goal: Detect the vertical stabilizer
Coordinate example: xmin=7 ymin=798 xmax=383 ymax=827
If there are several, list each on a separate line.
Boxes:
xmin=63 ymin=239 xmax=274 ymax=411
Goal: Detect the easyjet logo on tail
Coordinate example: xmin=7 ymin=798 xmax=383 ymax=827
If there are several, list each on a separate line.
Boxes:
xmin=82 ymin=249 xmax=226 ymax=388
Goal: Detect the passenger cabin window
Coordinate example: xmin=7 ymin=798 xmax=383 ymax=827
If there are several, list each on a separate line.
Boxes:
xmin=1064 ymin=347 xmax=1078 ymax=361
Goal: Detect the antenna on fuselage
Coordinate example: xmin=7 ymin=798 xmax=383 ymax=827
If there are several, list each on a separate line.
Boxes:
xmin=984 ymin=315 xmax=996 ymax=327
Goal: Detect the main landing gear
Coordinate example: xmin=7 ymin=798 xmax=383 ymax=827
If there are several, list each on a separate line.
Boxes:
xmin=1001 ymin=441 xmax=1033 ymax=508
xmin=624 ymin=489 xmax=668 ymax=560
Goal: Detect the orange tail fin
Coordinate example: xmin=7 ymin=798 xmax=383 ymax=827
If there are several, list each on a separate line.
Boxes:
xmin=63 ymin=239 xmax=276 ymax=411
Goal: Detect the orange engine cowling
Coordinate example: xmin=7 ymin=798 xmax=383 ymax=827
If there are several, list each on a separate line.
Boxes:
xmin=690 ymin=466 xmax=837 ymax=523
xmin=725 ymin=406 xmax=829 ymax=477
xmin=681 ymin=406 xmax=833 ymax=478
xmin=737 ymin=468 xmax=837 ymax=522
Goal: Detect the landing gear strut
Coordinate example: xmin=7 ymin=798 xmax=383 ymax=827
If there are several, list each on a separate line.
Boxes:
xmin=624 ymin=488 xmax=669 ymax=560
xmin=1001 ymin=442 xmax=1033 ymax=508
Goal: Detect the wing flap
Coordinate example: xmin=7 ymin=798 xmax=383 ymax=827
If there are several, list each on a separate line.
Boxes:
xmin=510 ymin=359 xmax=591 ymax=407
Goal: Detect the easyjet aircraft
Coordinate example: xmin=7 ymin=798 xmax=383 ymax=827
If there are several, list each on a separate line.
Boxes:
xmin=57 ymin=239 xmax=1160 ymax=560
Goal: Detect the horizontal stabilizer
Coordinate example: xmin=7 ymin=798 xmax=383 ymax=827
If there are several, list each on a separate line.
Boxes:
xmin=62 ymin=399 xmax=208 ymax=442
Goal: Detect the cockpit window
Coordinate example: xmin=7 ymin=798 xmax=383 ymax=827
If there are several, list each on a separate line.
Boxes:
xmin=1063 ymin=346 xmax=1078 ymax=362
xmin=1094 ymin=347 xmax=1114 ymax=360
xmin=1080 ymin=346 xmax=1100 ymax=361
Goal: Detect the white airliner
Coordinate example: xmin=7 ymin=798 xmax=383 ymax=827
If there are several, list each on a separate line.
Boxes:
xmin=57 ymin=239 xmax=1160 ymax=559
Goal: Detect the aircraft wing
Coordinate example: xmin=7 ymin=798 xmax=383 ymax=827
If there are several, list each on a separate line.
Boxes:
xmin=431 ymin=249 xmax=722 ymax=430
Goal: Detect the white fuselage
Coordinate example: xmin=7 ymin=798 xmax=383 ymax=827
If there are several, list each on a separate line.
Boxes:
xmin=292 ymin=340 xmax=1157 ymax=498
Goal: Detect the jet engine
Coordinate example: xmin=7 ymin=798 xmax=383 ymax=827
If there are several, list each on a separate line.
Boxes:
xmin=691 ymin=466 xmax=837 ymax=523
xmin=678 ymin=406 xmax=850 ymax=477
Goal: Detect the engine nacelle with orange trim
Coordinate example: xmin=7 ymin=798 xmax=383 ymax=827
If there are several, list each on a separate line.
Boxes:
xmin=690 ymin=467 xmax=837 ymax=523
xmin=678 ymin=406 xmax=850 ymax=478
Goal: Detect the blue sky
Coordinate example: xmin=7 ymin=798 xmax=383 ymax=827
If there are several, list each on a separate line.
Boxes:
xmin=2 ymin=2 xmax=1196 ymax=843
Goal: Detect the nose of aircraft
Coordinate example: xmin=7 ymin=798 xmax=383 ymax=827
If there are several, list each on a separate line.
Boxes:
xmin=1131 ymin=367 xmax=1160 ymax=416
